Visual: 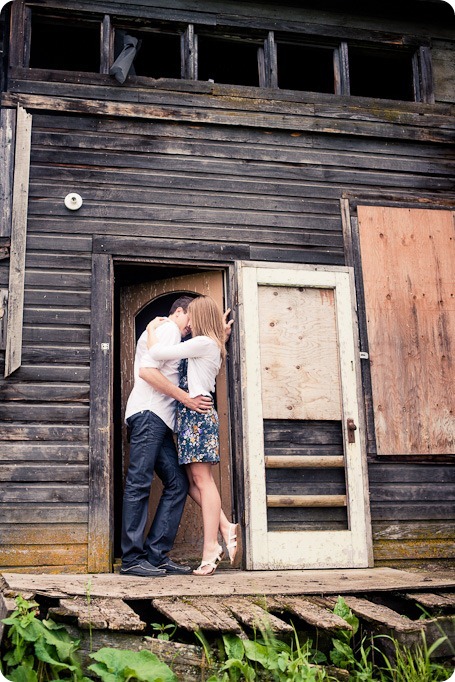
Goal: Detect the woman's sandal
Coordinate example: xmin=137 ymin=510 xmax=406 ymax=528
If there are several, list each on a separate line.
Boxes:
xmin=193 ymin=546 xmax=224 ymax=576
xmin=225 ymin=523 xmax=239 ymax=565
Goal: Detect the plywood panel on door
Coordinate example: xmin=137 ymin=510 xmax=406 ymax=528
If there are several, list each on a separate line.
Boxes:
xmin=258 ymin=286 xmax=341 ymax=420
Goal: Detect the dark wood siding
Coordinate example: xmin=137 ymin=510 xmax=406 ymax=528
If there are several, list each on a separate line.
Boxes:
xmin=0 ymin=106 xmax=453 ymax=571
xmin=0 ymin=0 xmax=454 ymax=572
xmin=370 ymin=464 xmax=455 ymax=569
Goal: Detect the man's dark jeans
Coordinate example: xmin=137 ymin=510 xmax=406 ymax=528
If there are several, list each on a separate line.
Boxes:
xmin=121 ymin=410 xmax=188 ymax=567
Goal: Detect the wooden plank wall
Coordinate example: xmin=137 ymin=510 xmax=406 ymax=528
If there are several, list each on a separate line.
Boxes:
xmin=0 ymin=109 xmax=453 ymax=571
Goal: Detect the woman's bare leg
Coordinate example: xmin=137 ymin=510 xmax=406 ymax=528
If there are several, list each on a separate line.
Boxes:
xmin=188 ymin=462 xmax=225 ymax=573
xmin=186 ymin=465 xmax=232 ymax=542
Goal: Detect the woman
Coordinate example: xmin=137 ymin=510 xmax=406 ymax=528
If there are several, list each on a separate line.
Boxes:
xmin=147 ymin=295 xmax=238 ymax=576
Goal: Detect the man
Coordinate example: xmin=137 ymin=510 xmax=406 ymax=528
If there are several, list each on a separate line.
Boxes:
xmin=121 ymin=296 xmax=213 ymax=577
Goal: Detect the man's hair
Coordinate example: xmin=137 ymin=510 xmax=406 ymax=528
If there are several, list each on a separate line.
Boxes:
xmin=169 ymin=295 xmax=195 ymax=315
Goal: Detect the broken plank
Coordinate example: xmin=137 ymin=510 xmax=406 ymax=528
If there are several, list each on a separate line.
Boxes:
xmin=48 ymin=597 xmax=145 ymax=631
xmin=273 ymin=595 xmax=353 ymax=632
xmin=403 ymin=592 xmax=455 ymax=609
xmin=152 ymin=597 xmax=218 ymax=631
xmin=186 ymin=597 xmax=245 ymax=634
xmin=224 ymin=597 xmax=293 ymax=633
xmin=320 ymin=596 xmax=424 ymax=633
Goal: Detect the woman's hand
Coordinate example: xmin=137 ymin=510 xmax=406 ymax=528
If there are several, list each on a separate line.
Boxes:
xmin=146 ymin=317 xmax=167 ymax=349
xmin=147 ymin=316 xmax=167 ymax=332
xmin=223 ymin=308 xmax=234 ymax=342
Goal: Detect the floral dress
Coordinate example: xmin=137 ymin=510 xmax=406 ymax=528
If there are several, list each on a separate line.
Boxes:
xmin=176 ymin=359 xmax=220 ymax=465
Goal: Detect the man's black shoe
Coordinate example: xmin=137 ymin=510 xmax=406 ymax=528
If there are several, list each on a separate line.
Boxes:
xmin=120 ymin=560 xmax=166 ymax=577
xmin=157 ymin=558 xmax=193 ymax=575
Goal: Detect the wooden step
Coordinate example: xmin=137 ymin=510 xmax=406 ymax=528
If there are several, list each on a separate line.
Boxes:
xmin=265 ymin=455 xmax=345 ymax=468
xmin=49 ymin=597 xmax=146 ymax=631
xmin=270 ymin=595 xmax=353 ymax=632
xmin=224 ymin=597 xmax=293 ymax=633
xmin=267 ymin=494 xmax=347 ymax=507
xmin=152 ymin=597 xmax=217 ymax=631
xmin=315 ymin=595 xmax=424 ymax=633
xmin=403 ymin=592 xmax=455 ymax=610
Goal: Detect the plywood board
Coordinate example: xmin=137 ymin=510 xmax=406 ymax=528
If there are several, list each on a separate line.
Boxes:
xmin=258 ymin=285 xmax=341 ymax=420
xmin=357 ymin=207 xmax=455 ymax=455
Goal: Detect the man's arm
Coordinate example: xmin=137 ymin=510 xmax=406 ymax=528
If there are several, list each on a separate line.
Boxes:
xmin=139 ymin=367 xmax=212 ymax=413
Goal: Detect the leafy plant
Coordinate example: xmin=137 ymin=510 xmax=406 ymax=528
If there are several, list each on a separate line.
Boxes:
xmin=328 ymin=597 xmax=453 ymax=682
xmin=204 ymin=627 xmax=336 ymax=682
xmin=149 ymin=623 xmax=177 ymax=642
xmin=88 ymin=648 xmax=177 ymax=682
xmin=1 ymin=594 xmax=89 ymax=682
xmin=373 ymin=633 xmax=451 ymax=682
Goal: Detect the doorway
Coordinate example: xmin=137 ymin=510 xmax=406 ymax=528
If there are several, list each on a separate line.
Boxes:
xmin=113 ymin=265 xmax=234 ymax=564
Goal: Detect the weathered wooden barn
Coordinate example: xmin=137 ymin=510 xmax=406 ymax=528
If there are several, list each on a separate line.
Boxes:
xmin=0 ymin=0 xmax=454 ymax=576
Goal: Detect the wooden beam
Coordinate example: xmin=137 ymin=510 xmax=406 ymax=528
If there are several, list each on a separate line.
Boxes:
xmin=403 ymin=592 xmax=455 ymax=609
xmin=87 ymin=253 xmax=113 ymax=573
xmin=52 ymin=597 xmax=146 ymax=631
xmin=152 ymin=597 xmax=219 ymax=631
xmin=0 ymin=107 xmax=16 ymax=239
xmin=5 ymin=105 xmax=32 ymax=377
xmin=224 ymin=597 xmax=293 ymax=633
xmin=272 ymin=595 xmax=353 ymax=632
xmin=418 ymin=46 xmax=435 ymax=104
xmin=267 ymin=494 xmax=347 ymax=507
xmin=318 ymin=595 xmax=424 ymax=633
xmin=182 ymin=24 xmax=196 ymax=80
xmin=265 ymin=455 xmax=345 ymax=468
xmin=100 ymin=15 xmax=113 ymax=75
xmin=3 ymin=92 xmax=454 ymax=144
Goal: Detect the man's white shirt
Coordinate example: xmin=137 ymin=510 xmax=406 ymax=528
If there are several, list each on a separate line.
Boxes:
xmin=124 ymin=320 xmax=181 ymax=430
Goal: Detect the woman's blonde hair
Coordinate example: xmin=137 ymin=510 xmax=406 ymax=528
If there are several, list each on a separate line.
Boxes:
xmin=188 ymin=295 xmax=226 ymax=362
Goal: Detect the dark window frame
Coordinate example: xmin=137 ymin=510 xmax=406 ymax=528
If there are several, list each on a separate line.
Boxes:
xmin=11 ymin=3 xmax=434 ymax=103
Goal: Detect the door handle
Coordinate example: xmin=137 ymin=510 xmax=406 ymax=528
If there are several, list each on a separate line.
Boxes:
xmin=347 ymin=418 xmax=357 ymax=444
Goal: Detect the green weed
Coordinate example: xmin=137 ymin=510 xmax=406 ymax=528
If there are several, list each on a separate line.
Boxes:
xmin=0 ymin=594 xmax=89 ymax=682
xmin=149 ymin=622 xmax=177 ymax=642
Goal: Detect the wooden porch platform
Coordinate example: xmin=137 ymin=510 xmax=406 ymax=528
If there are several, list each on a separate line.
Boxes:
xmin=2 ymin=566 xmax=455 ymax=600
xmin=2 ymin=568 xmax=455 ymax=680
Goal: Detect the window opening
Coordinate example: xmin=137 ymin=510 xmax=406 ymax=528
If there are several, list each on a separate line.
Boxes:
xmin=277 ymin=42 xmax=336 ymax=93
xmin=29 ymin=13 xmax=101 ymax=72
xmin=197 ymin=35 xmax=260 ymax=87
xmin=115 ymin=28 xmax=181 ymax=79
xmin=349 ymin=46 xmax=415 ymax=101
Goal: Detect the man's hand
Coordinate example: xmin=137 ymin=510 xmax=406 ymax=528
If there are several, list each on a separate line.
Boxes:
xmin=181 ymin=393 xmax=213 ymax=413
xmin=139 ymin=367 xmax=212 ymax=413
xmin=223 ymin=308 xmax=234 ymax=342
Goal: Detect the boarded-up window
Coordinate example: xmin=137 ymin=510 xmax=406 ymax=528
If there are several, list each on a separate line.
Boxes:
xmin=357 ymin=207 xmax=455 ymax=455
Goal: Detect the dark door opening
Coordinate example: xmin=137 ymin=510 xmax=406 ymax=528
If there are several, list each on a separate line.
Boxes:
xmin=112 ymin=263 xmax=233 ymax=567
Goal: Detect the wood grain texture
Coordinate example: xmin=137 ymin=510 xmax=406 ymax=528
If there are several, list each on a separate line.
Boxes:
xmin=358 ymin=207 xmax=455 ymax=455
xmin=5 ymin=106 xmax=32 ymax=377
xmin=3 ymin=566 xmax=455 ymax=599
xmin=258 ymin=285 xmax=341 ymax=420
xmin=88 ymin=253 xmax=113 ymax=573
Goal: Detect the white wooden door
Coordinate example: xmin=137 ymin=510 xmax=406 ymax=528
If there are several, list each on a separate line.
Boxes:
xmin=237 ymin=262 xmax=372 ymax=569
